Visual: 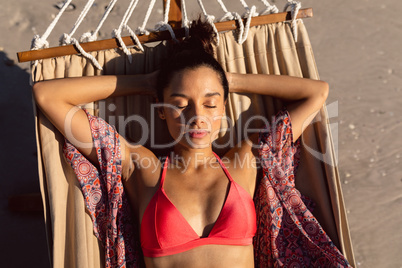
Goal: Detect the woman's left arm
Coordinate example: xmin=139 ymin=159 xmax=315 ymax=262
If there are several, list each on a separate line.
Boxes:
xmin=227 ymin=73 xmax=329 ymax=142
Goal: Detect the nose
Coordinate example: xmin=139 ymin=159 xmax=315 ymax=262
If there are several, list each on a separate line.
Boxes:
xmin=186 ymin=105 xmax=207 ymax=128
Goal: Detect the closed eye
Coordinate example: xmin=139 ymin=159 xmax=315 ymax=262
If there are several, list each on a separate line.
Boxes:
xmin=205 ymin=105 xmax=217 ymax=108
xmin=176 ymin=105 xmax=187 ymax=109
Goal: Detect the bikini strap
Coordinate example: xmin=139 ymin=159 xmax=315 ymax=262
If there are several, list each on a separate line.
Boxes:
xmin=160 ymin=156 xmax=169 ymax=188
xmin=162 ymin=153 xmax=233 ymax=186
xmin=213 ymin=152 xmax=234 ymax=182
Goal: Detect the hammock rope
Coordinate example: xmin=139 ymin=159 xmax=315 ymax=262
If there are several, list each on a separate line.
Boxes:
xmin=31 ymin=0 xmax=73 ymax=50
xmin=284 ymin=0 xmax=302 ymax=41
xmin=215 ymin=0 xmax=233 ymax=20
xmin=215 ymin=0 xmax=244 ymax=45
xmin=181 ymin=0 xmax=190 ymax=38
xmin=196 ymin=0 xmax=220 ymax=45
xmin=154 ymin=0 xmax=178 ymax=43
xmin=239 ymin=0 xmax=251 ymax=10
xmin=30 ymin=0 xmax=73 ymax=78
xmin=136 ymin=0 xmax=157 ymax=35
xmin=242 ymin=6 xmax=258 ymax=44
xmin=259 ymin=0 xmax=279 ymax=15
xmin=28 ymin=0 xmax=303 ymax=69
xmin=80 ymin=0 xmax=119 ymax=42
xmin=135 ymin=0 xmax=179 ymax=40
xmin=60 ymin=0 xmax=95 ymax=45
xmin=57 ymin=0 xmax=105 ymax=69
xmin=237 ymin=0 xmax=258 ymax=44
xmin=113 ymin=0 xmax=144 ymax=63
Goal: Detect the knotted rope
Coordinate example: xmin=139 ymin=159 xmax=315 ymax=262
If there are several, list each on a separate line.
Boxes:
xmin=113 ymin=0 xmax=144 ymax=63
xmin=181 ymin=0 xmax=190 ymax=38
xmin=31 ymin=0 xmax=73 ymax=50
xmin=215 ymin=0 xmax=244 ymax=45
xmin=197 ymin=0 xmax=220 ymax=45
xmin=153 ymin=0 xmax=178 ymax=43
xmin=284 ymin=0 xmax=302 ymax=42
xmin=57 ymin=0 xmax=104 ymax=69
xmin=30 ymin=0 xmax=303 ymax=70
xmin=238 ymin=0 xmax=258 ymax=45
xmin=259 ymin=0 xmax=279 ymax=15
xmin=136 ymin=0 xmax=157 ymax=35
xmin=80 ymin=0 xmax=119 ymax=43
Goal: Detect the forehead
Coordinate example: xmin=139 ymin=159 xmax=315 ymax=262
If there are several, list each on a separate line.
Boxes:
xmin=165 ymin=66 xmax=224 ymax=98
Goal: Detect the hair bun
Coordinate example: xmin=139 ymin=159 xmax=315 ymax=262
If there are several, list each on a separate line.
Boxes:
xmin=183 ymin=17 xmax=216 ymax=55
xmin=157 ymin=17 xmax=228 ymax=102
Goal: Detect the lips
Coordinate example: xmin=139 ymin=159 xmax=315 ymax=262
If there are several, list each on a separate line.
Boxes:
xmin=187 ymin=130 xmax=208 ymax=138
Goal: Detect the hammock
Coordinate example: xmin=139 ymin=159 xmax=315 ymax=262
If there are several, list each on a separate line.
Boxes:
xmin=20 ymin=0 xmax=355 ymax=267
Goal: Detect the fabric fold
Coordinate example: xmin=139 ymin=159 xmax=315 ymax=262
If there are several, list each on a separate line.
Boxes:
xmin=63 ymin=109 xmax=140 ymax=268
xmin=254 ymin=108 xmax=350 ymax=267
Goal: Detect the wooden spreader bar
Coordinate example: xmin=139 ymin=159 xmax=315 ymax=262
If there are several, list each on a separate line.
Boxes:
xmin=17 ymin=8 xmax=312 ymax=63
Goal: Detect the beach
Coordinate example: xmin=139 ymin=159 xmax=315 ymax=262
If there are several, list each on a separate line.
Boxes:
xmin=0 ymin=0 xmax=401 ymax=267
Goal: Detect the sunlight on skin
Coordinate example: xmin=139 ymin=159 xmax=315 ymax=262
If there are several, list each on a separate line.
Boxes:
xmin=159 ymin=66 xmax=226 ymax=150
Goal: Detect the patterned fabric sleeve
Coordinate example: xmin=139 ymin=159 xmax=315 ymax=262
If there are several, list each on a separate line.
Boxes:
xmin=253 ymin=108 xmax=351 ymax=268
xmin=63 ymin=109 xmax=142 ymax=268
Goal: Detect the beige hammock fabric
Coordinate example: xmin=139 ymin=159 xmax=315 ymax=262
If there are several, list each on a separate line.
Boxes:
xmin=32 ymin=21 xmax=355 ymax=267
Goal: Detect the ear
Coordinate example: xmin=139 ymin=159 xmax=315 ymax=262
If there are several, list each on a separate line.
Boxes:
xmin=158 ymin=107 xmax=166 ymax=120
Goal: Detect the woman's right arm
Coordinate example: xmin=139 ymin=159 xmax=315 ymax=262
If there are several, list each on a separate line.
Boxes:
xmin=32 ymin=73 xmax=157 ymax=169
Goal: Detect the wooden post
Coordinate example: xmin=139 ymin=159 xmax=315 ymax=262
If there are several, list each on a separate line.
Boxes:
xmin=163 ymin=0 xmax=182 ymax=29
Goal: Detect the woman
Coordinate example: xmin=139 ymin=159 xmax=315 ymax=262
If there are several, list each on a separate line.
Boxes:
xmin=33 ymin=19 xmax=350 ymax=267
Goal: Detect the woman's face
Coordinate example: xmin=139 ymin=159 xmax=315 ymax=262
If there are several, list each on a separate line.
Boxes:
xmin=160 ymin=66 xmax=226 ymax=150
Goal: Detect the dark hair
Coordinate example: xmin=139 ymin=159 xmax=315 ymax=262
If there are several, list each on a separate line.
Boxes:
xmin=156 ymin=18 xmax=229 ymax=102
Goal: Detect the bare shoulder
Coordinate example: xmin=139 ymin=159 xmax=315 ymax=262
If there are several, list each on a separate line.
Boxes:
xmin=222 ymin=133 xmax=260 ymax=196
xmin=119 ymin=136 xmax=162 ymax=188
xmin=119 ymin=136 xmax=163 ymax=215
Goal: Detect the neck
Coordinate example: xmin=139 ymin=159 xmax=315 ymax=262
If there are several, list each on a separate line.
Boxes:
xmin=169 ymin=144 xmax=216 ymax=172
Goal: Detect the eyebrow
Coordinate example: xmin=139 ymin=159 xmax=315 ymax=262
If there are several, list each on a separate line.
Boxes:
xmin=205 ymin=92 xmax=221 ymax=98
xmin=169 ymin=92 xmax=221 ymax=98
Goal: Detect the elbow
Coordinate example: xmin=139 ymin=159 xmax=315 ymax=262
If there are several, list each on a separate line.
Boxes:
xmin=308 ymin=81 xmax=328 ymax=110
xmin=318 ymin=81 xmax=329 ymax=104
xmin=32 ymin=82 xmax=46 ymax=107
xmin=32 ymin=81 xmax=55 ymax=111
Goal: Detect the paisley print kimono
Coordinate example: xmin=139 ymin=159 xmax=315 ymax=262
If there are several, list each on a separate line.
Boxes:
xmin=63 ymin=108 xmax=350 ymax=267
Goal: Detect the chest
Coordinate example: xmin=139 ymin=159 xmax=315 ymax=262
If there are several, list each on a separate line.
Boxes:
xmin=163 ymin=168 xmax=230 ymax=237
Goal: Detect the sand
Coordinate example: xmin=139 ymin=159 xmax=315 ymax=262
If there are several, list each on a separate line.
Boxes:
xmin=0 ymin=0 xmax=401 ymax=267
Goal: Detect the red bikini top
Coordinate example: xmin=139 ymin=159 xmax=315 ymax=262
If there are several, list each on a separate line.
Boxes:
xmin=140 ymin=153 xmax=257 ymax=257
